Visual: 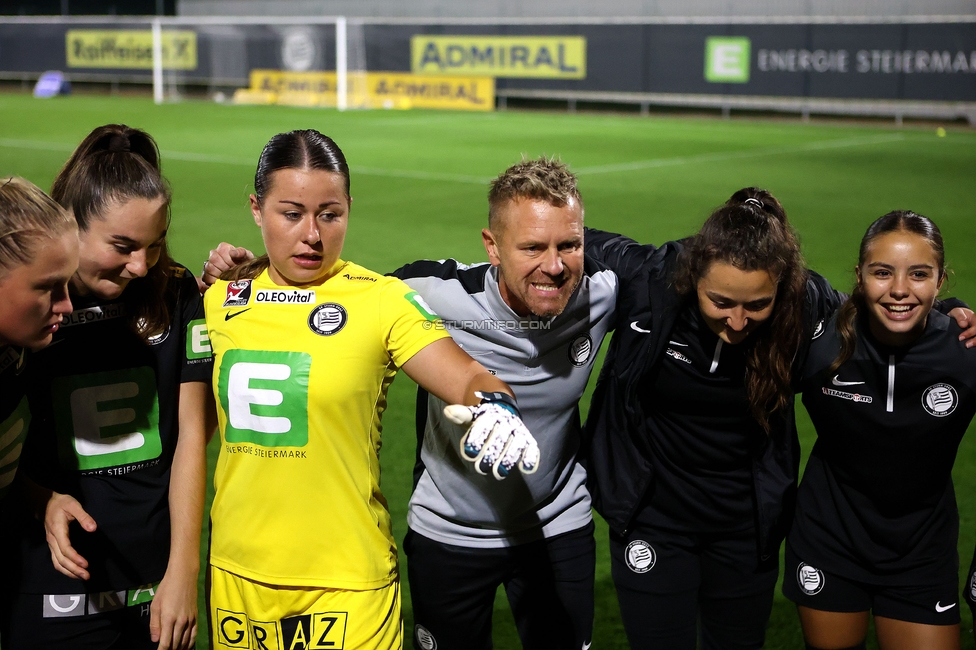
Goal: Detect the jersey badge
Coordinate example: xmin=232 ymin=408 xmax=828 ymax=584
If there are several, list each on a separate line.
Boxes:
xmin=666 ymin=347 xmax=692 ymax=365
xmin=624 ymin=539 xmax=656 ymax=573
xmin=255 ymin=289 xmax=316 ymax=305
xmin=343 ymin=272 xmax=376 ymax=282
xmin=969 ymin=571 xmax=976 ymax=601
xmin=308 ymin=303 xmax=348 ymax=336
xmin=821 ymin=387 xmax=872 ymax=404
xmin=415 ymin=624 xmax=438 ymax=650
xmin=922 ymin=383 xmax=958 ymax=417
xmin=569 ymin=334 xmax=592 ymax=366
xmin=0 ymin=346 xmax=20 ymax=376
xmin=62 ymin=304 xmax=125 ymax=328
xmin=222 ymin=280 xmax=252 ymax=307
xmin=812 ymin=319 xmax=825 ymax=339
xmin=797 ymin=562 xmax=825 ymax=595
xmin=145 ymin=325 xmax=170 ymax=346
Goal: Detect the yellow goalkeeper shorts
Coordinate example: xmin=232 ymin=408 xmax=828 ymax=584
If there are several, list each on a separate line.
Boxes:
xmin=209 ymin=565 xmax=402 ymax=650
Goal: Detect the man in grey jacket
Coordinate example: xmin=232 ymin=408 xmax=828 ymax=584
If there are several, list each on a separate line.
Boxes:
xmin=202 ymin=158 xmax=618 ymax=650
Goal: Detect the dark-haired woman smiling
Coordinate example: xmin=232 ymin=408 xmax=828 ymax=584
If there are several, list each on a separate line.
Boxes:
xmin=786 ymin=211 xmax=976 ymax=650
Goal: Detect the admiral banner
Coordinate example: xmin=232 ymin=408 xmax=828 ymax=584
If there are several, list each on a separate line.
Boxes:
xmin=65 ymin=30 xmax=197 ymax=70
xmin=410 ymin=36 xmax=586 ymax=79
xmin=0 ymin=21 xmax=972 ymax=102
xmin=242 ymin=70 xmax=494 ymax=111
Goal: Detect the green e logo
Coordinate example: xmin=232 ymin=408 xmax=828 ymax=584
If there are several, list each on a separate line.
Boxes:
xmin=218 ymin=350 xmax=310 ymax=447
xmin=53 ymin=368 xmax=161 ymax=470
xmin=187 ymin=318 xmax=211 ymax=360
xmin=705 ymin=37 xmax=751 ymax=83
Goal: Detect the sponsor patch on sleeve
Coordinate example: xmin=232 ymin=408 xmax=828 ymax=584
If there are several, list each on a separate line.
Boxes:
xmin=405 ymin=291 xmax=440 ymax=322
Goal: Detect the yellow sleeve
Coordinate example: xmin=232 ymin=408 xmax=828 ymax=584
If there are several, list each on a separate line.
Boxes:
xmin=379 ymin=278 xmax=451 ymax=368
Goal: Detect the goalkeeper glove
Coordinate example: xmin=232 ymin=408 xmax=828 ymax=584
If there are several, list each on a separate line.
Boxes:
xmin=444 ymin=391 xmax=540 ymax=480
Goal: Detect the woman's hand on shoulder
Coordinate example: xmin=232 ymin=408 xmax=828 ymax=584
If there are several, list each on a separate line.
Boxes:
xmin=44 ymin=491 xmax=96 ymax=580
xmin=150 ymin=567 xmax=198 ymax=650
xmin=198 ymin=242 xmax=255 ymax=293
xmin=949 ymin=307 xmax=976 ymax=348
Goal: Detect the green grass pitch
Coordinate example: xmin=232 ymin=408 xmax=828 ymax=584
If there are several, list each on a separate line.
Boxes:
xmin=2 ymin=92 xmax=976 ymax=649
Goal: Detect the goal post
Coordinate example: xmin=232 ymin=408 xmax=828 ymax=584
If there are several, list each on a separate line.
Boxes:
xmin=145 ymin=15 xmax=356 ymax=107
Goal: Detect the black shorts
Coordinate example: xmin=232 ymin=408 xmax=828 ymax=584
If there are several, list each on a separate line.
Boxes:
xmin=403 ymin=522 xmax=595 ymax=650
xmin=783 ymin=543 xmax=961 ymax=625
xmin=0 ymin=589 xmax=157 ymax=650
xmin=609 ymin=522 xmax=778 ymax=650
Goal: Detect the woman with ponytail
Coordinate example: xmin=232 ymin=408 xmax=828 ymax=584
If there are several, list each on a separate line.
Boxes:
xmin=0 ymin=125 xmax=214 ymax=650
xmin=203 ymin=130 xmax=534 ymax=650
xmin=583 ymin=193 xmax=972 ymax=649
xmin=785 ymin=211 xmax=975 ymax=650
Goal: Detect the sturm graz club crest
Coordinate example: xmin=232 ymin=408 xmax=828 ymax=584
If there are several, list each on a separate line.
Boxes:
xmin=415 ymin=624 xmax=437 ymax=650
xmin=624 ymin=539 xmax=656 ymax=573
xmin=308 ymin=303 xmax=347 ymax=336
xmin=569 ymin=334 xmax=592 ymax=367
xmin=797 ymin=563 xmax=825 ymax=595
xmin=922 ymin=383 xmax=958 ymax=417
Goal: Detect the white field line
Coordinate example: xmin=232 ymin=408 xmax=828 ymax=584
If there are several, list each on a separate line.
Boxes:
xmin=571 ymin=133 xmax=907 ymax=175
xmin=0 ymin=137 xmax=492 ymax=184
xmin=1 ymin=132 xmax=906 ymax=184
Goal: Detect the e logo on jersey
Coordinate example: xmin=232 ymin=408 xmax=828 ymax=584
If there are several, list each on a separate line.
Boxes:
xmin=922 ymin=383 xmax=958 ymax=417
xmin=569 ymin=334 xmax=592 ymax=367
xmin=186 ymin=319 xmax=212 ymax=360
xmin=218 ymin=350 xmax=310 ymax=447
xmin=224 ymin=280 xmax=253 ymax=307
xmin=624 ymin=539 xmax=656 ymax=573
xmin=797 ymin=563 xmax=825 ymax=595
xmin=52 ymin=368 xmax=161 ymax=471
xmin=308 ymin=303 xmax=347 ymax=336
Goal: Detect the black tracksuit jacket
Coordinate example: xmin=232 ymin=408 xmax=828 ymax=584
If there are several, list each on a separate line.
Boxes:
xmin=583 ymin=229 xmax=843 ymax=560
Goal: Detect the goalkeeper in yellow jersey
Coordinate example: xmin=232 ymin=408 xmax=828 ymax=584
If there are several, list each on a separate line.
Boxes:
xmin=204 ymin=129 xmax=537 ymax=650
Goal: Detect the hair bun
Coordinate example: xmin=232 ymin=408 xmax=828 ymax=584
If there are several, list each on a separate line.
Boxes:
xmin=107 ymin=134 xmax=130 ymax=153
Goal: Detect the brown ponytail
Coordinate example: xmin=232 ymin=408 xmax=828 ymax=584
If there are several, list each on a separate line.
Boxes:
xmin=51 ymin=124 xmax=174 ymax=341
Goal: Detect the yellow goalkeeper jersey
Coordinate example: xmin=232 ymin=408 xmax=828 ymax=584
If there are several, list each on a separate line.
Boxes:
xmin=204 ymin=261 xmax=448 ymax=589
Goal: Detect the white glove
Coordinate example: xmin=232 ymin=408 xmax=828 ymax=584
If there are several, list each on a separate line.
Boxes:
xmin=444 ymin=392 xmax=540 ymax=480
